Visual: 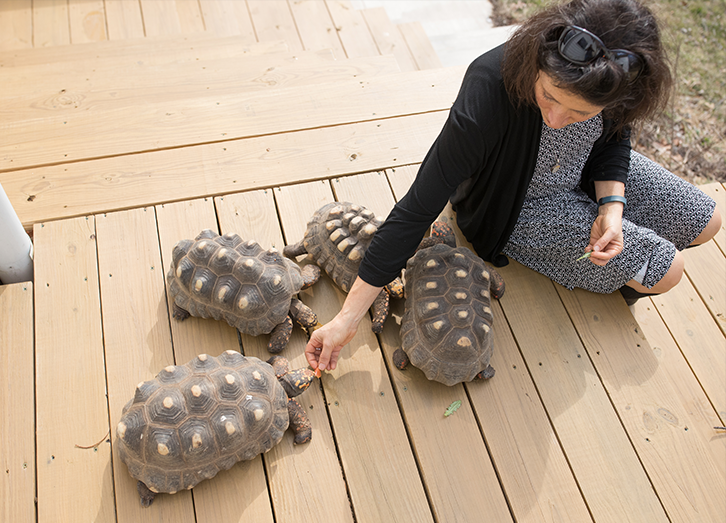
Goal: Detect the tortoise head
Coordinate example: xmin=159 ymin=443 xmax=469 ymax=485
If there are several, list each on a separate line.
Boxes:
xmin=267 ymin=355 xmax=316 ymax=398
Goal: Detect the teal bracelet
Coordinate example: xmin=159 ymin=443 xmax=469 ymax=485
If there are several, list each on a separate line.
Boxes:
xmin=598 ymin=195 xmax=627 ymax=208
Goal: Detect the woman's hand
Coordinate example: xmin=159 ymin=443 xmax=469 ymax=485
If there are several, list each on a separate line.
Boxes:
xmin=305 ymin=277 xmax=383 ymax=374
xmin=586 ymin=202 xmax=624 ymax=265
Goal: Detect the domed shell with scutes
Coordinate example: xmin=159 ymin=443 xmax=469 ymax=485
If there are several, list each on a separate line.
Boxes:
xmin=116 ymin=351 xmax=289 ymax=495
xmin=400 ymin=244 xmax=495 ymax=386
xmin=167 ymin=230 xmax=305 ymax=336
xmin=299 ymin=202 xmax=385 ymax=292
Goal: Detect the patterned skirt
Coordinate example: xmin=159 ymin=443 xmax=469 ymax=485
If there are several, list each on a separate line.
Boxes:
xmin=503 ymin=151 xmax=716 ymax=294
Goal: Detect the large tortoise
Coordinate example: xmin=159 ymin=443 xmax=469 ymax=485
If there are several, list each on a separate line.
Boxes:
xmin=116 ymin=352 xmax=315 ymax=506
xmin=393 ymin=223 xmax=505 ymax=386
xmin=283 ymin=202 xmax=403 ymax=333
xmin=168 ymin=229 xmax=321 ymax=353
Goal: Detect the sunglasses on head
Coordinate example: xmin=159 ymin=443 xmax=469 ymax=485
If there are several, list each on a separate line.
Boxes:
xmin=558 ymin=25 xmax=643 ymax=82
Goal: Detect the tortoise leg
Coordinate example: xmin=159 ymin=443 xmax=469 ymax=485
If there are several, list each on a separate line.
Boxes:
xmin=267 ymin=355 xmax=290 ymax=378
xmin=392 ymin=348 xmax=410 ymax=370
xmin=486 ymin=264 xmax=505 ymax=300
xmin=172 ymin=302 xmax=191 ymax=321
xmin=370 ymin=289 xmax=390 ymax=334
xmin=299 ymin=264 xmax=321 ymax=290
xmin=137 ymin=481 xmax=156 ymax=507
xmin=475 ymin=364 xmax=496 ymax=380
xmin=282 ymin=241 xmax=308 ymax=259
xmin=289 ymin=298 xmax=318 ymax=331
xmin=287 ymin=397 xmax=312 ymax=445
xmin=268 ymin=315 xmax=293 ymax=354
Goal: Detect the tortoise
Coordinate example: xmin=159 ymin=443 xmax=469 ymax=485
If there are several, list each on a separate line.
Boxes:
xmin=116 ymin=351 xmax=315 ymax=506
xmin=167 ymin=229 xmax=321 ymax=353
xmin=393 ymin=222 xmax=505 ymax=386
xmin=283 ymin=202 xmax=403 ymax=333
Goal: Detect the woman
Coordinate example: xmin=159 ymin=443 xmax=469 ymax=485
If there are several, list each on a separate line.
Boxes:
xmin=306 ymin=0 xmax=721 ymax=374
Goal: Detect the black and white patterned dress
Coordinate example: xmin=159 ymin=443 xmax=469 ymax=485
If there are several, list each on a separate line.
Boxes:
xmin=503 ymin=114 xmax=716 ymax=294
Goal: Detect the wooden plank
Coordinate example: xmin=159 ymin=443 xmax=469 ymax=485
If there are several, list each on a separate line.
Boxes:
xmin=557 ymin=286 xmax=726 ymax=523
xmin=104 ymin=0 xmax=145 ymax=40
xmin=248 ymin=0 xmax=303 ymax=52
xmin=154 ymin=198 xmax=275 ymax=523
xmin=214 ymin=189 xmax=355 ymax=523
xmin=333 ymin=172 xmax=514 ymax=523
xmin=0 ymin=40 xmax=293 ymax=98
xmin=96 ymin=207 xmax=196 ymax=520
xmin=69 ymin=0 xmax=107 ymax=44
xmin=0 ymin=66 xmax=463 ymax=171
xmin=0 ymin=0 xmax=32 ymax=51
xmin=325 ymin=0 xmax=380 ymax=58
xmin=386 ymin=167 xmax=594 ymax=523
xmin=649 ymin=275 xmax=726 ymax=419
xmin=288 ymin=0 xmax=345 ymax=59
xmin=33 ymin=0 xmax=71 ymax=47
xmin=139 ymin=0 xmax=205 ymax=36
xmin=0 ymin=282 xmax=35 ymax=523
xmin=496 ymin=261 xmax=669 ymax=523
xmin=683 ymin=239 xmax=726 ymax=335
xmin=361 ymin=7 xmax=417 ymax=71
xmin=697 ymin=182 xmax=725 ymax=251
xmin=398 ymin=21 xmax=442 ymax=70
xmin=4 ymin=110 xmax=448 ymax=227
xmin=198 ymin=0 xmax=257 ymax=40
xmin=2 ymin=50 xmax=388 ymax=122
xmin=275 ymin=180 xmax=434 ymax=522
xmin=0 ymin=33 xmax=286 ymax=68
xmin=32 ymin=217 xmax=115 ymax=522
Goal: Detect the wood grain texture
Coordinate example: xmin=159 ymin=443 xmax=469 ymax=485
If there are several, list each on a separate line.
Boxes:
xmin=155 ymin=198 xmax=275 ymax=523
xmin=334 ymin=171 xmax=514 ymax=523
xmin=496 ymin=261 xmax=669 ymax=523
xmin=289 ymin=0 xmax=345 ymax=58
xmin=275 ymin=179 xmax=433 ymax=523
xmin=69 ymin=0 xmax=107 ymax=44
xmin=0 ymin=282 xmax=35 ymax=523
xmin=0 ymin=65 xmax=463 ymax=171
xmin=361 ymin=7 xmax=416 ymax=71
xmin=325 ymin=0 xmax=380 ymax=58
xmin=558 ymin=285 xmax=726 ymax=523
xmin=4 ymin=111 xmax=448 ymax=226
xmin=398 ymin=21 xmax=442 ymax=70
xmin=96 ymin=207 xmax=196 ymax=521
xmin=387 ymin=167 xmax=594 ymax=523
xmin=649 ymin=274 xmax=726 ymax=420
xmin=33 ymin=217 xmax=115 ymax=522
xmin=139 ymin=0 xmax=205 ymax=36
xmin=199 ymin=0 xmax=257 ymax=40
xmin=248 ymin=0 xmax=303 ymax=52
xmin=104 ymin=0 xmax=145 ymax=40
xmin=33 ymin=0 xmax=71 ymax=47
xmin=0 ymin=0 xmax=33 ymax=51
xmin=1 ymin=53 xmax=401 ymax=123
xmin=214 ymin=189 xmax=355 ymax=523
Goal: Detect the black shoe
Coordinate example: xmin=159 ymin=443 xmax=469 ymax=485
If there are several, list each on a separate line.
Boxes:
xmin=619 ymin=285 xmax=657 ymax=306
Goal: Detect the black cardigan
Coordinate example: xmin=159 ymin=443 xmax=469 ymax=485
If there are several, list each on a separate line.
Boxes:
xmin=358 ymin=44 xmax=631 ymax=287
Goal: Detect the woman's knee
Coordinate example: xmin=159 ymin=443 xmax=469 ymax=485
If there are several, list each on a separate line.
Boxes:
xmin=691 ymin=206 xmax=722 ymax=245
xmin=628 ymin=249 xmax=684 ymax=294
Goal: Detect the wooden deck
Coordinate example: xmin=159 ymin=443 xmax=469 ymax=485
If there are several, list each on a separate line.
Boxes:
xmin=1 ymin=1 xmax=724 ymax=522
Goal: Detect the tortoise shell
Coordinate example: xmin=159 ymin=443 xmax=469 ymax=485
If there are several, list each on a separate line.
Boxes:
xmin=293 ymin=202 xmax=385 ymax=292
xmin=400 ymin=244 xmax=495 ymax=386
xmin=167 ymin=230 xmax=305 ymax=336
xmin=116 ymin=351 xmax=289 ymax=495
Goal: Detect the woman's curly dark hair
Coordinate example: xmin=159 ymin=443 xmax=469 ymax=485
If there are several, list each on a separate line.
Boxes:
xmin=502 ymin=0 xmax=673 ymax=136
